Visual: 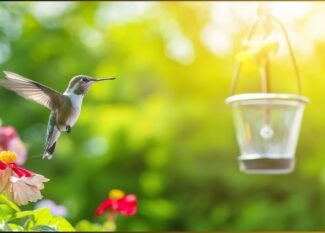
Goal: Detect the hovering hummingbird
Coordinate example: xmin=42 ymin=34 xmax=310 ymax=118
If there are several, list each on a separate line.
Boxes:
xmin=0 ymin=71 xmax=115 ymax=159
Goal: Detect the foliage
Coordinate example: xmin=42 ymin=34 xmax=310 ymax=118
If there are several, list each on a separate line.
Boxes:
xmin=0 ymin=1 xmax=325 ymax=231
xmin=0 ymin=194 xmax=123 ymax=231
xmin=0 ymin=194 xmax=74 ymax=231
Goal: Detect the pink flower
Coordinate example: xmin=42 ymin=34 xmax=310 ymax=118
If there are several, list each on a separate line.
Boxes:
xmin=95 ymin=189 xmax=137 ymax=217
xmin=0 ymin=151 xmax=49 ymax=206
xmin=0 ymin=126 xmax=27 ymax=165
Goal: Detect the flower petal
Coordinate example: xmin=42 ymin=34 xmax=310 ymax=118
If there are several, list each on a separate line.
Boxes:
xmin=8 ymin=174 xmax=49 ymax=206
xmin=23 ymin=174 xmax=49 ymax=189
xmin=95 ymin=198 xmax=113 ymax=216
xmin=0 ymin=168 xmax=10 ymax=193
xmin=8 ymin=138 xmax=27 ymax=165
xmin=0 ymin=126 xmax=17 ymax=140
xmin=0 ymin=126 xmax=17 ymax=149
xmin=116 ymin=194 xmax=137 ymax=216
xmin=0 ymin=160 xmax=7 ymax=170
xmin=11 ymin=163 xmax=33 ymax=178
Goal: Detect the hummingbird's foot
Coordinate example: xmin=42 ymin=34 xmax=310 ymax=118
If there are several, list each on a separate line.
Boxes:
xmin=66 ymin=125 xmax=72 ymax=133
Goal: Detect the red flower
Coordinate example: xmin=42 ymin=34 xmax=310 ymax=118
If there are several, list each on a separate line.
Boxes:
xmin=0 ymin=151 xmax=49 ymax=205
xmin=95 ymin=189 xmax=137 ymax=217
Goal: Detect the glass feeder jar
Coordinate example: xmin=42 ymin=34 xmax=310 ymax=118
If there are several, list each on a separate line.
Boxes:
xmin=226 ymin=7 xmax=310 ymax=174
xmin=226 ymin=93 xmax=308 ymax=174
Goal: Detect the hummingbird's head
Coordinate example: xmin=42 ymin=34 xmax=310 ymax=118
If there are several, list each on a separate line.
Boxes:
xmin=66 ymin=75 xmax=115 ymax=95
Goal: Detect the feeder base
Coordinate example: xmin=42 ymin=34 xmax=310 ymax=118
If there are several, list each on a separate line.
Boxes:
xmin=238 ymin=155 xmax=295 ymax=174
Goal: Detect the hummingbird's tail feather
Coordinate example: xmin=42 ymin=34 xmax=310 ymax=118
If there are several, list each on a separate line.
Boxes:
xmin=44 ymin=112 xmax=61 ymax=159
xmin=44 ymin=131 xmax=60 ymax=159
xmin=44 ymin=142 xmax=56 ymax=159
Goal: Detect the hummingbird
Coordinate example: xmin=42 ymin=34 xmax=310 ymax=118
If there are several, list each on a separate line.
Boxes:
xmin=0 ymin=71 xmax=115 ymax=159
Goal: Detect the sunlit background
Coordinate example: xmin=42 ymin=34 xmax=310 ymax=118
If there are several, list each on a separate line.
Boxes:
xmin=1 ymin=1 xmax=325 ymax=231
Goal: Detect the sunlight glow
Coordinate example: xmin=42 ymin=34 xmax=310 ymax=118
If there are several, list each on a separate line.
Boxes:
xmin=204 ymin=2 xmax=318 ymax=59
xmin=83 ymin=136 xmax=108 ymax=156
xmin=96 ymin=2 xmax=156 ymax=27
xmin=201 ymin=24 xmax=232 ymax=57
xmin=30 ymin=2 xmax=75 ymax=28
xmin=269 ymin=2 xmax=312 ymax=21
xmin=161 ymin=19 xmax=195 ymax=65
xmin=79 ymin=27 xmax=104 ymax=50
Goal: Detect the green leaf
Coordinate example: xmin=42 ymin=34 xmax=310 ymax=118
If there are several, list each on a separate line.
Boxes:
xmin=0 ymin=205 xmax=16 ymax=221
xmin=13 ymin=210 xmax=35 ymax=219
xmin=24 ymin=208 xmax=52 ymax=230
xmin=75 ymin=220 xmax=102 ymax=231
xmin=0 ymin=195 xmax=20 ymax=212
xmin=7 ymin=223 xmax=24 ymax=231
xmin=23 ymin=208 xmax=75 ymax=231
xmin=30 ymin=225 xmax=58 ymax=232
xmin=0 ymin=195 xmax=21 ymax=221
xmin=49 ymin=216 xmax=75 ymax=231
xmin=32 ymin=208 xmax=52 ymax=225
xmin=102 ymin=221 xmax=116 ymax=232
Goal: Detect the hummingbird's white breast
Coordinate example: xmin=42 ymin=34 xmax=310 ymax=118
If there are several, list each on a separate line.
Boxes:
xmin=63 ymin=92 xmax=83 ymax=127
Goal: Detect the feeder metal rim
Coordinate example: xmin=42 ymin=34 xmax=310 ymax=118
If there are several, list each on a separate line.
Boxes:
xmin=225 ymin=93 xmax=309 ymax=105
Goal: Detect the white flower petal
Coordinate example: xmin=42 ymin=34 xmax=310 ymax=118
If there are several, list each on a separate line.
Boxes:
xmin=8 ymin=174 xmax=49 ymax=206
xmin=19 ymin=175 xmax=49 ymax=188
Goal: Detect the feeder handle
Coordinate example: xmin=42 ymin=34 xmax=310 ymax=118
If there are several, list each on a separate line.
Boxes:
xmin=271 ymin=16 xmax=302 ymax=95
xmin=230 ymin=17 xmax=261 ymax=96
xmin=230 ymin=10 xmax=302 ymax=96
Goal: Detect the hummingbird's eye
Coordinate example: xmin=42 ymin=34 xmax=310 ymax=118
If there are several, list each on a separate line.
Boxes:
xmin=82 ymin=78 xmax=88 ymax=82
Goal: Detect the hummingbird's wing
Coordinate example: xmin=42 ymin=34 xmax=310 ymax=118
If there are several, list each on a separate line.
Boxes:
xmin=0 ymin=71 xmax=65 ymax=110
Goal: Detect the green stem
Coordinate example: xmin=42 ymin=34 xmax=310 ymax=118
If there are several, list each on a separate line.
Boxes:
xmin=105 ymin=211 xmax=117 ymax=232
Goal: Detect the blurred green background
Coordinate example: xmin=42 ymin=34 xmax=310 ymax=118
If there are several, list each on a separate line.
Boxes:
xmin=1 ymin=1 xmax=325 ymax=231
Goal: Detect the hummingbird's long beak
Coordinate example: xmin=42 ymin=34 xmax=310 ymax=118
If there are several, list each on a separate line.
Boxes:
xmin=93 ymin=78 xmax=116 ymax=82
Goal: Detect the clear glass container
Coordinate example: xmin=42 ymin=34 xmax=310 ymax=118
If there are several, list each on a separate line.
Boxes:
xmin=226 ymin=93 xmax=309 ymax=174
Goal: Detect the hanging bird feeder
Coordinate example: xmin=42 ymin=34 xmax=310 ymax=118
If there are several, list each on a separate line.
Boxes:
xmin=225 ymin=5 xmax=309 ymax=174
